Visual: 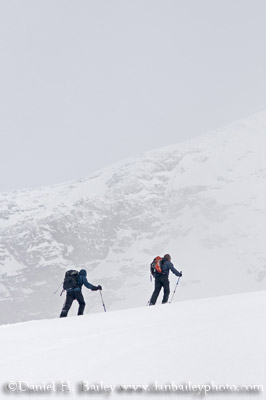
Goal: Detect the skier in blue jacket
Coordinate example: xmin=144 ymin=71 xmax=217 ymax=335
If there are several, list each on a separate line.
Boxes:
xmin=150 ymin=254 xmax=182 ymax=305
xmin=60 ymin=269 xmax=102 ymax=317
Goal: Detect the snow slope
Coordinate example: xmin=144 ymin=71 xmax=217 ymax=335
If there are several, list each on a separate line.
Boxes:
xmin=0 ymin=291 xmax=265 ymax=399
xmin=1 ymin=111 xmax=266 ymax=323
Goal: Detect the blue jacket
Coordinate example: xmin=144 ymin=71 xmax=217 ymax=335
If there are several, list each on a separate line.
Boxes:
xmin=68 ymin=269 xmax=98 ymax=292
xmin=159 ymin=258 xmax=181 ymax=277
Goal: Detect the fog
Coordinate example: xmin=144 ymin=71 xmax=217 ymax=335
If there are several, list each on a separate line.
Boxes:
xmin=0 ymin=0 xmax=265 ymax=192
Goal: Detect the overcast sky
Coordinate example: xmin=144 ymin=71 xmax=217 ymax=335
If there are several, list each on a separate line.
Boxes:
xmin=0 ymin=0 xmax=266 ymax=192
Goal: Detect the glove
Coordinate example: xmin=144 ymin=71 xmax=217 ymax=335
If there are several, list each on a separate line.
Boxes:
xmin=178 ymin=271 xmax=182 ymax=277
xmin=97 ymin=285 xmax=102 ymax=290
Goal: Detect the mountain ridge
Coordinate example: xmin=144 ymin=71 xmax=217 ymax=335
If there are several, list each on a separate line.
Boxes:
xmin=1 ymin=110 xmax=266 ymax=324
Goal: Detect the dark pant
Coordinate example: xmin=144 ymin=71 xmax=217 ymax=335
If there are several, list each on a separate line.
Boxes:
xmin=150 ymin=275 xmax=170 ymax=305
xmin=60 ymin=290 xmax=86 ymax=317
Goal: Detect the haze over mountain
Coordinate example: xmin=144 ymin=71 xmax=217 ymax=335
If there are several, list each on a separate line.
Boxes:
xmin=0 ymin=111 xmax=266 ymax=324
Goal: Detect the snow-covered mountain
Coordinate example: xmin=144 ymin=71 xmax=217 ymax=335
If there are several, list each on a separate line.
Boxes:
xmin=1 ymin=111 xmax=266 ymax=324
xmin=1 ymin=292 xmax=265 ymax=399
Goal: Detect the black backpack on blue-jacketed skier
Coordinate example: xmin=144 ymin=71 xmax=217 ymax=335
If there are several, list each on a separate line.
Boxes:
xmin=63 ymin=270 xmax=80 ymax=291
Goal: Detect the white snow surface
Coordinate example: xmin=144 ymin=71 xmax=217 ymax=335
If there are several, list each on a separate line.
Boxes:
xmin=0 ymin=111 xmax=266 ymax=323
xmin=0 ymin=291 xmax=265 ymax=399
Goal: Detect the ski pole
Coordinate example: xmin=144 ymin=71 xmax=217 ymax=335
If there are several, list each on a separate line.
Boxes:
xmin=99 ymin=290 xmax=107 ymax=312
xmin=169 ymin=273 xmax=182 ymax=303
xmin=146 ymin=297 xmax=151 ymax=306
xmin=54 ymin=282 xmax=63 ymax=295
xmin=147 ymin=277 xmax=153 ymax=305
